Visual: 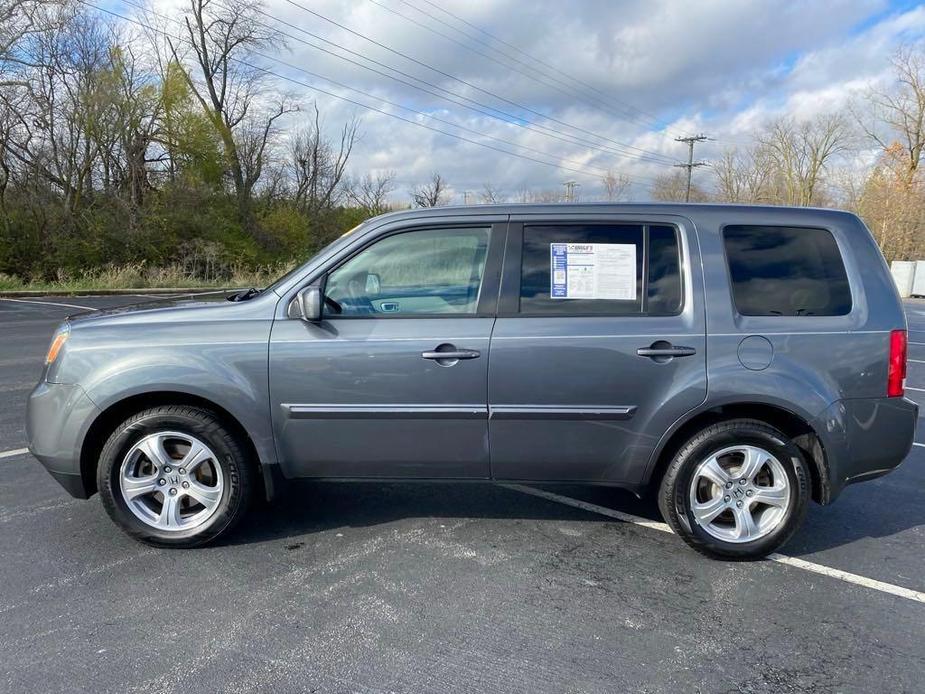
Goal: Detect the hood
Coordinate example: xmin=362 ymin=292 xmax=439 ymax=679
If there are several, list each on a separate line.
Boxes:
xmin=66 ymin=289 xmax=270 ymax=327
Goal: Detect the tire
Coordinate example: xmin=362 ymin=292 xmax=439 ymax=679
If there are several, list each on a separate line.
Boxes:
xmin=657 ymin=418 xmax=810 ymax=560
xmin=97 ymin=405 xmax=254 ymax=547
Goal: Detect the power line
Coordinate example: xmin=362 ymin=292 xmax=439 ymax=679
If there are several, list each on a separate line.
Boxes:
xmin=83 ymin=0 xmax=658 ymax=186
xmin=115 ymin=0 xmax=660 ymax=184
xmin=369 ymin=0 xmax=676 ymax=139
xmin=281 ymin=0 xmax=677 ymax=165
xmin=225 ymin=1 xmax=674 ymax=167
xmin=673 ymin=134 xmax=711 ymax=202
xmin=409 ymin=0 xmax=686 ymax=137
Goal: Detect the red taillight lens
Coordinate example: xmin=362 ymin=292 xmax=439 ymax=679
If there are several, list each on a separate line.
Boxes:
xmin=888 ymin=329 xmax=907 ymax=397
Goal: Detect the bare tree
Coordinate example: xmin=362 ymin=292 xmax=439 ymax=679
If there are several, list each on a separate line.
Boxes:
xmin=600 ymin=169 xmax=630 ymax=201
xmin=480 ymin=181 xmax=504 ymax=204
xmin=289 ymin=103 xmax=357 ymax=214
xmin=411 ymin=171 xmax=449 ymax=207
xmin=651 ymin=170 xmax=708 ymax=202
xmin=712 ymin=146 xmax=773 ymax=203
xmin=0 ymin=10 xmax=113 ymax=212
xmin=170 ymin=0 xmax=293 ymax=227
xmin=850 ymin=46 xmax=925 ymax=260
xmin=0 ymin=0 xmax=71 ymax=87
xmin=758 ymin=114 xmax=850 ymax=206
xmin=713 ymin=150 xmax=745 ymax=203
xmin=347 ymin=169 xmax=395 ymax=216
xmin=858 ymin=46 xmax=925 ymax=188
xmin=530 ymin=188 xmax=562 ymax=202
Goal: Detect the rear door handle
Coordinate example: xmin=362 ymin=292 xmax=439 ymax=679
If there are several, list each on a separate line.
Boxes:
xmin=636 ymin=344 xmax=697 ymax=358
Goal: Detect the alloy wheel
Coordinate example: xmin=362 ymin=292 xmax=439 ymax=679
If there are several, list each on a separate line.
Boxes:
xmin=688 ymin=444 xmax=791 ymax=543
xmin=118 ymin=431 xmax=224 ymax=532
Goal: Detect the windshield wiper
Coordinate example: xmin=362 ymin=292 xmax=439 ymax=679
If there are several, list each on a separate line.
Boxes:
xmin=227 ymin=287 xmax=261 ymax=302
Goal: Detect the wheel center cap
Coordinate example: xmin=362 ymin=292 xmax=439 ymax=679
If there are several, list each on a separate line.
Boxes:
xmin=733 ymin=487 xmax=745 ymax=499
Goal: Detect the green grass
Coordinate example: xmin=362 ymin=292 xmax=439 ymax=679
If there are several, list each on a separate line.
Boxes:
xmin=0 ymin=262 xmax=296 ymax=292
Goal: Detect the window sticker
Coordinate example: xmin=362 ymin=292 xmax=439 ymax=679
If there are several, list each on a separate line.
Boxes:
xmin=550 ymin=243 xmax=637 ymax=300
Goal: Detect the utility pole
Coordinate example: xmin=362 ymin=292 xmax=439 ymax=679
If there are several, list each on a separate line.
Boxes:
xmin=463 ymin=190 xmax=472 ymax=205
xmin=673 ymin=134 xmax=710 ymax=202
xmin=562 ymin=180 xmax=580 ymax=202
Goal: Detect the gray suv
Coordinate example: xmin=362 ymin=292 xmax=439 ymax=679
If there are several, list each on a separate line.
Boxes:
xmin=26 ymin=204 xmax=918 ymax=559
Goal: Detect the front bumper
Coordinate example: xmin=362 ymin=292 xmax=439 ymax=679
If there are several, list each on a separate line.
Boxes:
xmin=26 ymin=382 xmax=100 ymax=499
xmin=812 ymin=396 xmax=918 ymax=501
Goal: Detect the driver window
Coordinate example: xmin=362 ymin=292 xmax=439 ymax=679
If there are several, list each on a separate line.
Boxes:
xmin=324 ymin=227 xmax=491 ymax=316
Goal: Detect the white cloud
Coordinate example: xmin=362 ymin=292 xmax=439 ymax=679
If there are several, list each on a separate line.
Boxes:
xmin=142 ymin=0 xmax=925 ymax=202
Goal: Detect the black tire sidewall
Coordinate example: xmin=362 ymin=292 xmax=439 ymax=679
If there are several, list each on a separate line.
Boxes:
xmin=664 ymin=421 xmax=809 ymax=559
xmin=97 ymin=407 xmax=250 ymax=547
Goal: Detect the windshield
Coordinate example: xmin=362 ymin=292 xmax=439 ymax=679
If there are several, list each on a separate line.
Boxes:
xmin=265 ymin=220 xmax=370 ymax=294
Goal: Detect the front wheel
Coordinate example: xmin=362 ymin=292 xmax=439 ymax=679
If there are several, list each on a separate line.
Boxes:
xmin=97 ymin=405 xmax=254 ymax=547
xmin=658 ymin=419 xmax=810 ymax=559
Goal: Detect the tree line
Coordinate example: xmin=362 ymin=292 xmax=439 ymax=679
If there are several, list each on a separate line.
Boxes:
xmin=0 ymin=0 xmax=923 ymax=287
xmin=652 ymin=47 xmax=925 ymax=262
xmin=0 ymin=0 xmax=376 ymax=283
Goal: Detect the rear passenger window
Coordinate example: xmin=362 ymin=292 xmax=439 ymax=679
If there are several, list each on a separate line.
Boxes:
xmin=519 ymin=224 xmax=682 ymax=315
xmin=723 ymin=225 xmax=851 ymax=316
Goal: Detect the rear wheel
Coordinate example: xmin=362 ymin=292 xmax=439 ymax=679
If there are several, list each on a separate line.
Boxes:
xmin=97 ymin=406 xmax=254 ymax=547
xmin=658 ymin=419 xmax=809 ymax=559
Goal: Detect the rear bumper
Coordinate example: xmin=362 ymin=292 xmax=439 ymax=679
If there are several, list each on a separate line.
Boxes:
xmin=26 ymin=381 xmax=99 ymax=499
xmin=813 ymin=396 xmax=918 ymax=501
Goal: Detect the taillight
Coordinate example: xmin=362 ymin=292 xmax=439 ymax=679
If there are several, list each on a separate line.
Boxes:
xmin=888 ymin=329 xmax=907 ymax=397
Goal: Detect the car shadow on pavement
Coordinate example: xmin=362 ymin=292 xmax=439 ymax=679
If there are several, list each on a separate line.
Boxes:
xmin=219 ymin=477 xmax=925 ymax=557
xmin=784 ymin=481 xmax=925 ymax=556
xmin=218 ymin=481 xmax=653 ymax=547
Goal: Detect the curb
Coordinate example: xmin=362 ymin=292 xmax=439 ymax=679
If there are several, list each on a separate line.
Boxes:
xmin=0 ymin=287 xmax=241 ymax=297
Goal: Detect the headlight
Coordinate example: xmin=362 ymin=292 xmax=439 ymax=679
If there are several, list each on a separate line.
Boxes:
xmin=45 ymin=325 xmax=70 ymax=365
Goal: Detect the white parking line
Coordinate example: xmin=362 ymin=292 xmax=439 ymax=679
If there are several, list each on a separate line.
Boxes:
xmin=913 ymin=443 xmax=925 ymax=448
xmin=906 ymin=386 xmax=925 ymax=392
xmin=0 ymin=297 xmax=96 ymax=311
xmin=909 ymin=359 xmax=925 ymax=364
xmin=0 ymin=448 xmax=29 ymax=459
xmin=768 ymin=555 xmax=925 ymax=604
xmin=504 ymin=483 xmax=925 ymax=604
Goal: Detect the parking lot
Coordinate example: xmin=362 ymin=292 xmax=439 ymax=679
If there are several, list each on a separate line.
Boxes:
xmin=1 ymin=294 xmax=924 ymax=693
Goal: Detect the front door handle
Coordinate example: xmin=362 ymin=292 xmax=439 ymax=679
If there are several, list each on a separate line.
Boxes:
xmin=422 ymin=348 xmax=481 ymax=361
xmin=637 ymin=341 xmax=697 ymax=360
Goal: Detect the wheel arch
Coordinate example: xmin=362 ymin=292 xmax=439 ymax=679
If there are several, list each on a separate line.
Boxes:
xmin=79 ymin=391 xmax=272 ymax=500
xmin=645 ymin=401 xmax=831 ymax=505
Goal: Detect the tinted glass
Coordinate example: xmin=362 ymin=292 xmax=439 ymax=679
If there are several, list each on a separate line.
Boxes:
xmin=723 ymin=225 xmax=851 ymax=316
xmin=324 ymin=227 xmax=490 ymax=316
xmin=648 ymin=225 xmax=683 ymax=315
xmin=520 ymin=224 xmax=682 ymax=315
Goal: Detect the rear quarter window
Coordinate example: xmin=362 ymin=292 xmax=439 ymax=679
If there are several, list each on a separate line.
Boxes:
xmin=722 ymin=225 xmax=852 ymax=317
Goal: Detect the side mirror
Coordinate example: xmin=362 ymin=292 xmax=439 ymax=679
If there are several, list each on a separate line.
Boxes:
xmin=289 ymin=285 xmax=323 ymax=322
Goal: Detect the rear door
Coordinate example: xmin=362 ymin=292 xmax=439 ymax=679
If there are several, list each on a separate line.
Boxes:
xmin=488 ymin=214 xmax=706 ymax=484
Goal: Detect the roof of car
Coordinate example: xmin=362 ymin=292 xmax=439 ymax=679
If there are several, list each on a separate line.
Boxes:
xmin=366 ymin=202 xmax=857 ymax=224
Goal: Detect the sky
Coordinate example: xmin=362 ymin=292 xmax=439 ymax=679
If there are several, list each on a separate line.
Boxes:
xmin=141 ymin=0 xmax=925 ymax=203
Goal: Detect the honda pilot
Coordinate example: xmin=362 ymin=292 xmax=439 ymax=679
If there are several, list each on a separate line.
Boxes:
xmin=26 ymin=204 xmax=918 ymax=559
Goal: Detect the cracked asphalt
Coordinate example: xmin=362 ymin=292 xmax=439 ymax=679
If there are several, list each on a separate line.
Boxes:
xmin=1 ymin=294 xmax=924 ymax=693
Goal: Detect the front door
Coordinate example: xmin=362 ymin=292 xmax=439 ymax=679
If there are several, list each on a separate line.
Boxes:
xmin=270 ymin=223 xmax=504 ymax=479
xmin=488 ymin=216 xmax=706 ymax=485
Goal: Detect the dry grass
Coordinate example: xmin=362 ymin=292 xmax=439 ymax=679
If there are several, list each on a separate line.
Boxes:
xmin=0 ymin=262 xmax=296 ymax=292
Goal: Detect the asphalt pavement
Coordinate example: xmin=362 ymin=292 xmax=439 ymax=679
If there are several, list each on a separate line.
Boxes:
xmin=1 ymin=294 xmax=924 ymax=693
